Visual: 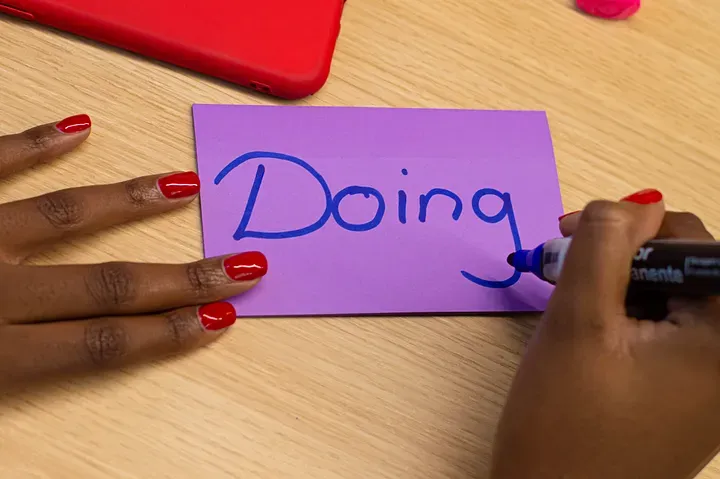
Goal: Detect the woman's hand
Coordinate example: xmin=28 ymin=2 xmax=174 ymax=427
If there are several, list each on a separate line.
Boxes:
xmin=491 ymin=190 xmax=720 ymax=479
xmin=0 ymin=115 xmax=266 ymax=387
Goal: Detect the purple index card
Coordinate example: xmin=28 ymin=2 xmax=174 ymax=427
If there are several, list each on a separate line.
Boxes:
xmin=193 ymin=105 xmax=563 ymax=317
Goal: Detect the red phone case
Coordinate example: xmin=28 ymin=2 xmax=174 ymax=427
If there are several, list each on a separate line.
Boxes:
xmin=0 ymin=0 xmax=344 ymax=99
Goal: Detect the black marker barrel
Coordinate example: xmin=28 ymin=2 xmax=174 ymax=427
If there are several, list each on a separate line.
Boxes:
xmin=631 ymin=240 xmax=720 ymax=295
xmin=509 ymin=238 xmax=720 ymax=297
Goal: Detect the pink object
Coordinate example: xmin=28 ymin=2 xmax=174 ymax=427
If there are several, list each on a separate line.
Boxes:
xmin=576 ymin=0 xmax=640 ymax=19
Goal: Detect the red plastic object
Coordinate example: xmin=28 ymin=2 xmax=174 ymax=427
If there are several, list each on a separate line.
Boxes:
xmin=576 ymin=0 xmax=640 ymax=19
xmin=0 ymin=3 xmax=33 ymax=20
xmin=1 ymin=0 xmax=345 ymax=99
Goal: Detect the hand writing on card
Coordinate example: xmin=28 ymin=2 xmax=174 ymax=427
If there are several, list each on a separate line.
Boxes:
xmin=0 ymin=115 xmax=267 ymax=389
xmin=492 ymin=192 xmax=720 ymax=479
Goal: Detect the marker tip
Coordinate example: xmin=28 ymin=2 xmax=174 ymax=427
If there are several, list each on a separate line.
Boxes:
xmin=506 ymin=253 xmax=515 ymax=267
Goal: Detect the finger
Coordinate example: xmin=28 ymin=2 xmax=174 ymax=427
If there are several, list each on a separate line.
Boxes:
xmin=0 ymin=115 xmax=91 ymax=179
xmin=667 ymin=296 xmax=709 ymax=318
xmin=0 ymin=252 xmax=267 ymax=323
xmin=625 ymin=290 xmax=672 ymax=322
xmin=558 ymin=211 xmax=580 ymax=237
xmin=549 ymin=189 xmax=666 ymax=323
xmin=0 ymin=303 xmax=236 ymax=386
xmin=0 ymin=171 xmax=200 ymax=261
xmin=561 ymin=211 xmax=714 ymax=241
xmin=656 ymin=212 xmax=714 ymax=240
xmin=666 ymin=297 xmax=720 ymax=330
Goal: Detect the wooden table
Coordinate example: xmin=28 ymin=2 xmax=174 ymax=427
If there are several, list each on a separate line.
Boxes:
xmin=2 ymin=1 xmax=720 ymax=477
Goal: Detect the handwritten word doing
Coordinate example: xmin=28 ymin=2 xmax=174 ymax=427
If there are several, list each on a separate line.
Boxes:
xmin=214 ymin=151 xmax=523 ymax=288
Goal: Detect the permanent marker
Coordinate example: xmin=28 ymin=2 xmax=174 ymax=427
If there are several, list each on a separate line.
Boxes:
xmin=507 ymin=237 xmax=720 ymax=296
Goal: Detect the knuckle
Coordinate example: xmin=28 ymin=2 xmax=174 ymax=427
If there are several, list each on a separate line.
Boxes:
xmin=580 ymin=201 xmax=634 ymax=231
xmin=164 ymin=310 xmax=202 ymax=351
xmin=125 ymin=177 xmax=161 ymax=207
xmin=186 ymin=261 xmax=228 ymax=299
xmin=36 ymin=190 xmax=84 ymax=228
xmin=22 ymin=126 xmax=55 ymax=153
xmin=85 ymin=262 xmax=137 ymax=309
xmin=84 ymin=320 xmax=130 ymax=367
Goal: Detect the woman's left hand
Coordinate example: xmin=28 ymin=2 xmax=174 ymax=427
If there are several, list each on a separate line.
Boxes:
xmin=0 ymin=115 xmax=267 ymax=388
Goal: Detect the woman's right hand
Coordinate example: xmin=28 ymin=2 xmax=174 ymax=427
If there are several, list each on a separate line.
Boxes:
xmin=492 ymin=191 xmax=720 ymax=479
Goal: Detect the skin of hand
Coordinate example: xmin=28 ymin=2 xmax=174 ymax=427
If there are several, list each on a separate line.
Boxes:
xmin=491 ymin=189 xmax=720 ymax=479
xmin=0 ymin=115 xmax=267 ymax=387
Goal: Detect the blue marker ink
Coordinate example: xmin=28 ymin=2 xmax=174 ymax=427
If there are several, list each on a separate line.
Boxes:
xmin=398 ymin=168 xmax=408 ymax=224
xmin=214 ymin=151 xmax=333 ymax=240
xmin=332 ymin=186 xmax=386 ymax=232
xmin=461 ymin=188 xmax=522 ymax=289
xmin=215 ymin=152 xmax=524 ymax=290
xmin=418 ymin=188 xmax=463 ymax=223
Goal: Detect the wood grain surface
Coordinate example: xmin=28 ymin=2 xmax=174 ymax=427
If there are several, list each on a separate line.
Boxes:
xmin=1 ymin=1 xmax=720 ymax=477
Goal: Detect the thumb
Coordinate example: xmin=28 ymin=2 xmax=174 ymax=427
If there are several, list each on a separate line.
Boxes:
xmin=548 ymin=190 xmax=665 ymax=326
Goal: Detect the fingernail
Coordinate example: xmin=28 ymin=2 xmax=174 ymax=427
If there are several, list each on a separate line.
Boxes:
xmin=55 ymin=114 xmax=91 ymax=134
xmin=558 ymin=211 xmax=579 ymax=221
xmin=199 ymin=302 xmax=236 ymax=331
xmin=158 ymin=171 xmax=200 ymax=199
xmin=621 ymin=189 xmax=663 ymax=205
xmin=223 ymin=251 xmax=268 ymax=281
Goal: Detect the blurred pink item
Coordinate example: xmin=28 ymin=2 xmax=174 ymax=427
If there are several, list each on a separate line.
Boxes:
xmin=576 ymin=0 xmax=640 ymax=19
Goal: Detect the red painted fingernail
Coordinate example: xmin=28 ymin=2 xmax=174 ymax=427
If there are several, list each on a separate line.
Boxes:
xmin=199 ymin=302 xmax=236 ymax=331
xmin=558 ymin=211 xmax=580 ymax=221
xmin=621 ymin=189 xmax=663 ymax=205
xmin=158 ymin=171 xmax=200 ymax=199
xmin=55 ymin=114 xmax=91 ymax=134
xmin=223 ymin=251 xmax=268 ymax=281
